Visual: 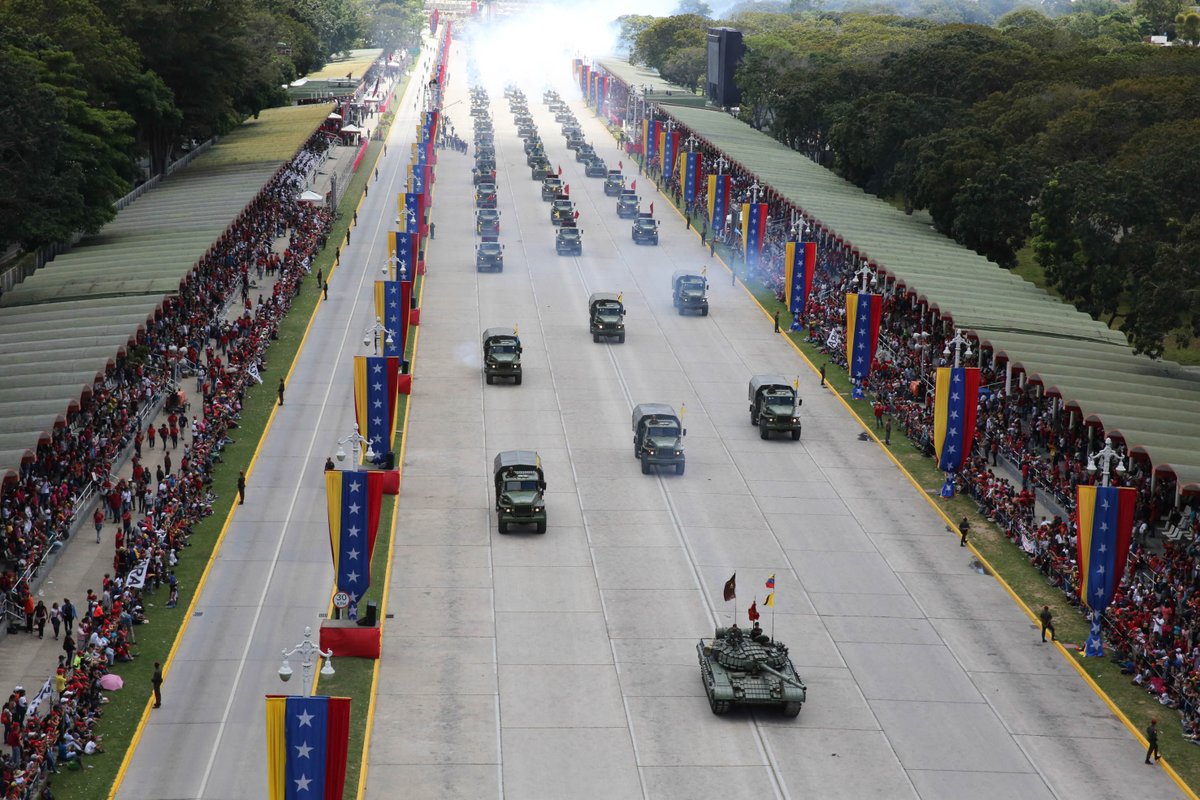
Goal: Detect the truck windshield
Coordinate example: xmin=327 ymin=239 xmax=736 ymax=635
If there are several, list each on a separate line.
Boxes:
xmin=648 ymin=425 xmax=678 ymax=438
xmin=504 ymin=479 xmax=539 ymax=492
xmin=490 ymin=343 xmax=517 ymax=353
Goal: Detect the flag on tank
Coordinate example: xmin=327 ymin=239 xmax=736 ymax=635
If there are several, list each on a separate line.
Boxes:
xmin=353 ymin=356 xmax=400 ymax=452
xmin=784 ymin=241 xmax=816 ymax=320
xmin=374 ymin=279 xmax=411 ymax=357
xmin=265 ymin=695 xmax=351 ymax=800
xmin=933 ymin=367 xmax=981 ymax=473
xmin=741 ymin=203 xmax=768 ymax=265
xmin=844 ymin=292 xmax=882 ymax=380
xmin=708 ymin=174 xmax=730 ymax=234
xmin=325 ymin=470 xmax=385 ymax=597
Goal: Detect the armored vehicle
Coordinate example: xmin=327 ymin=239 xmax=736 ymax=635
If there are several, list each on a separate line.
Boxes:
xmin=554 ymin=110 xmax=574 ymax=123
xmin=494 ymin=451 xmax=546 ymax=534
xmin=475 ymin=144 xmax=496 ymax=161
xmin=632 ymin=213 xmax=659 ymax=245
xmin=475 ymin=208 xmax=501 ymax=236
xmin=566 ymin=132 xmax=585 ymax=151
xmin=523 ymin=135 xmax=542 ymax=154
xmin=698 ymin=625 xmax=806 ymax=716
xmin=517 ymin=122 xmax=537 ymax=138
xmin=474 ymin=119 xmax=493 ymax=135
xmin=671 ymin=271 xmax=709 ymax=315
xmin=575 ymin=144 xmax=595 ymax=163
xmin=616 ymin=191 xmax=639 ymax=219
xmin=475 ymin=238 xmax=504 ymax=273
xmin=584 ymin=157 xmax=607 ymax=178
xmin=749 ymin=375 xmax=802 ymax=440
xmin=589 ymin=292 xmax=625 ymax=344
xmin=541 ymin=177 xmax=564 ymax=200
xmin=470 ymin=103 xmax=488 ymax=117
xmin=543 ymin=89 xmax=559 ymax=103
xmin=526 ymin=144 xmax=546 ymax=166
xmin=475 ymin=183 xmax=497 ymax=209
xmin=562 ymin=122 xmax=582 ymax=138
xmin=632 ymin=403 xmax=684 ymax=475
xmin=483 ymin=327 xmax=522 ymax=384
xmin=475 ymin=131 xmax=494 ymax=149
xmin=530 ymin=157 xmax=552 ymax=180
xmin=556 ymin=222 xmax=582 ymax=256
xmin=603 ymin=170 xmax=625 ymax=196
xmin=550 ymin=197 xmax=574 ymax=226
xmin=472 ymin=165 xmax=496 ymax=186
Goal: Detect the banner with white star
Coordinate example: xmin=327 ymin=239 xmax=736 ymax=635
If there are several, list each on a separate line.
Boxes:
xmin=844 ymin=292 xmax=882 ymax=381
xmin=1076 ymin=484 xmax=1136 ymax=615
xmin=265 ymin=694 xmax=351 ymax=800
xmin=374 ymin=279 xmax=412 ymax=358
xmin=353 ymin=356 xmax=400 ymax=455
xmin=325 ymin=470 xmax=385 ymax=604
xmin=933 ymin=366 xmax=980 ymax=473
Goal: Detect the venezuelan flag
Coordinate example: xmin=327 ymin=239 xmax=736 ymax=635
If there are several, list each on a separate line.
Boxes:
xmin=845 ymin=293 xmax=882 ymax=380
xmin=403 ymin=192 xmax=420 ymax=234
xmin=662 ymin=130 xmax=678 ymax=180
xmin=374 ymin=280 xmax=409 ymax=357
xmin=1076 ymin=485 xmax=1136 ymax=612
xmin=742 ymin=203 xmax=767 ymax=265
xmin=326 ymin=470 xmax=385 ymax=601
xmin=683 ymin=152 xmax=701 ymax=203
xmin=353 ymin=356 xmax=400 ymax=453
xmin=933 ymin=367 xmax=981 ymax=472
xmin=784 ymin=241 xmax=816 ymax=319
xmin=265 ymin=695 xmax=352 ymax=800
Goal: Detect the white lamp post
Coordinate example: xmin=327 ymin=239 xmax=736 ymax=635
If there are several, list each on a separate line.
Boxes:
xmin=277 ymin=626 xmax=335 ymax=698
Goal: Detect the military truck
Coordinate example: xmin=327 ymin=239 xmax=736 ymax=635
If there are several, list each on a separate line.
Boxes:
xmin=565 ymin=132 xmax=585 ymax=151
xmin=475 ymin=131 xmax=494 ymax=148
xmin=749 ymin=375 xmax=802 ymax=440
xmin=541 ymin=176 xmax=564 ymax=200
xmin=475 ymin=237 xmax=504 ymax=273
xmin=584 ymin=157 xmax=607 ymax=178
xmin=575 ymin=144 xmax=595 ymax=163
xmin=523 ymin=135 xmax=542 ymax=155
xmin=632 ymin=403 xmax=684 ymax=475
xmin=554 ymin=110 xmax=574 ymax=123
xmin=474 ymin=119 xmax=493 ymax=135
xmin=494 ymin=451 xmax=546 ymax=533
xmin=550 ymin=196 xmax=575 ymax=226
xmin=671 ymin=271 xmax=709 ymax=316
xmin=525 ymin=144 xmax=546 ymax=166
xmin=603 ymin=170 xmax=625 ymax=196
xmin=472 ymin=165 xmax=496 ymax=186
xmin=517 ymin=121 xmax=537 ymax=138
xmin=616 ymin=191 xmax=639 ymax=219
xmin=556 ymin=222 xmax=582 ymax=256
xmin=632 ymin=213 xmax=659 ymax=245
xmin=475 ymin=183 xmax=497 ymax=209
xmin=475 ymin=209 xmax=501 ymax=236
xmin=589 ymin=292 xmax=625 ymax=344
xmin=543 ymin=89 xmax=559 ymax=103
xmin=482 ymin=327 xmax=522 ymax=385
xmin=530 ymin=157 xmax=552 ymax=181
xmin=698 ymin=625 xmax=806 ymax=716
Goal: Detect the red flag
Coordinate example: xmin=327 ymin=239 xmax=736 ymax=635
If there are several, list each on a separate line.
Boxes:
xmin=564 ymin=184 xmax=570 ymax=195
xmin=722 ymin=573 xmax=736 ymax=602
xmin=748 ymin=600 xmax=759 ymax=622
xmin=650 ymin=202 xmax=654 ymax=216
xmin=619 ymin=160 xmax=623 ymax=169
xmin=557 ymin=165 xmax=563 ymax=176
xmin=573 ymin=210 xmax=579 ymax=219
xmin=630 ymin=180 xmax=636 ymax=191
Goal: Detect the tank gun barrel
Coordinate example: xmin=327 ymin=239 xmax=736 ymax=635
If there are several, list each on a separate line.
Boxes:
xmin=757 ymin=660 xmax=806 ymax=689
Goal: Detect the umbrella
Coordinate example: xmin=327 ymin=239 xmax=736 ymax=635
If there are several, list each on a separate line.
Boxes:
xmin=298 ymin=190 xmax=323 ymax=202
xmin=327 ymin=112 xmax=342 ymax=120
xmin=98 ymin=673 xmax=124 ymax=691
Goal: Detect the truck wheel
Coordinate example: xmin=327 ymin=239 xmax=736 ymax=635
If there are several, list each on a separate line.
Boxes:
xmin=618 ymin=334 xmax=625 ymax=344
xmin=486 ymin=374 xmax=494 ymax=385
xmin=701 ymin=307 xmax=708 ymax=316
xmin=498 ymin=521 xmax=508 ymax=534
xmin=751 ymin=412 xmax=759 ymax=426
xmin=675 ymin=462 xmax=685 ymax=476
xmin=641 ymin=456 xmax=650 ymax=474
xmin=782 ymin=702 xmax=802 ymax=718
xmin=536 ymin=521 xmax=546 ymax=534
xmin=593 ymin=333 xmax=599 ymax=343
xmin=791 ymin=429 xmax=801 ymax=441
xmin=761 ymin=427 xmax=769 ymax=440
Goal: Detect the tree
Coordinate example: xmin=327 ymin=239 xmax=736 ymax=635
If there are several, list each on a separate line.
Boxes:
xmin=1135 ymin=0 xmax=1185 ymax=32
xmin=674 ymin=0 xmax=712 ymax=16
xmin=950 ymin=157 xmax=1041 ymax=267
xmin=369 ymin=0 xmax=423 ymax=51
xmin=1122 ymin=215 xmax=1200 ymax=356
xmin=633 ymin=14 xmax=710 ymax=72
xmin=615 ymin=14 xmax=657 ymax=60
xmin=1176 ymin=11 xmax=1200 ymax=44
xmin=661 ymin=45 xmax=707 ymax=90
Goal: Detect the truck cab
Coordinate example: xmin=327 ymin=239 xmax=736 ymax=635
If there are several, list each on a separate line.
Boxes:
xmin=475 ymin=237 xmax=504 ymax=272
xmin=584 ymin=157 xmax=607 ymax=178
xmin=632 ymin=403 xmax=685 ymax=475
xmin=632 ymin=213 xmax=659 ymax=245
xmin=530 ymin=157 xmax=552 ymax=180
xmin=589 ymin=292 xmax=625 ymax=343
xmin=565 ymin=132 xmax=585 ymax=150
xmin=494 ymin=451 xmax=546 ymax=534
xmin=575 ymin=143 xmax=595 ymax=163
xmin=603 ymin=170 xmax=625 ymax=196
xmin=749 ymin=375 xmax=802 ymax=440
xmin=672 ymin=271 xmax=709 ymax=315
xmin=550 ymin=196 xmax=575 ymax=226
xmin=523 ymin=135 xmax=543 ymax=155
xmin=475 ymin=183 xmax=497 ymax=209
xmin=517 ymin=121 xmax=537 ymax=138
xmin=473 ymin=164 xmax=497 ymax=186
xmin=556 ymin=222 xmax=582 ymax=256
xmin=475 ymin=208 xmax=501 ymax=236
xmin=541 ymin=177 xmax=564 ymax=200
xmin=483 ymin=327 xmax=522 ymax=385
xmin=525 ymin=143 xmax=546 ymax=165
xmin=616 ymin=192 xmax=639 ymax=219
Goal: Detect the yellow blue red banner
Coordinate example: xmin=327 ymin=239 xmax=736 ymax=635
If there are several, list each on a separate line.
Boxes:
xmin=933 ymin=367 xmax=981 ymax=472
xmin=265 ymin=695 xmax=351 ymax=800
xmin=708 ymin=174 xmax=730 ymax=233
xmin=353 ymin=355 xmax=401 ymax=452
xmin=325 ymin=469 xmax=385 ymax=600
xmin=845 ymin=292 xmax=882 ymax=380
xmin=784 ymin=241 xmax=815 ymax=320
xmin=683 ymin=152 xmax=703 ymax=203
xmin=741 ymin=203 xmax=767 ymax=265
xmin=1076 ymin=484 xmax=1136 ymax=612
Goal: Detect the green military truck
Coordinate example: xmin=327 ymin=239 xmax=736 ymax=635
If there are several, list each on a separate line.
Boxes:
xmin=475 ymin=237 xmax=504 ymax=273
xmin=749 ymin=374 xmax=802 ymax=440
xmin=632 ymin=403 xmax=685 ymax=475
xmin=589 ymin=292 xmax=625 ymax=343
xmin=671 ymin=271 xmax=709 ymax=316
xmin=556 ymin=221 xmax=582 ymax=256
xmin=483 ymin=327 xmax=522 ymax=384
xmin=494 ymin=451 xmax=547 ymax=533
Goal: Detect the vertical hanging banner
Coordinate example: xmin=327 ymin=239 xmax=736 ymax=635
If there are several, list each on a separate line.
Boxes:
xmin=844 ymin=292 xmax=882 ymax=380
xmin=265 ymin=695 xmax=351 ymax=800
xmin=354 ymin=356 xmax=401 ymax=452
xmin=683 ymin=152 xmax=701 ymax=203
xmin=1076 ymin=484 xmax=1136 ymax=655
xmin=326 ymin=469 xmax=386 ymax=600
xmin=708 ymin=174 xmax=730 ymax=234
xmin=599 ymin=75 xmax=608 ymax=114
xmin=375 ymin=279 xmax=412 ymax=357
xmin=661 ymin=130 xmax=679 ymax=181
xmin=410 ymin=166 xmax=424 ymax=196
xmin=741 ymin=203 xmax=768 ymax=265
xmin=784 ymin=241 xmax=816 ymax=320
xmin=645 ymin=120 xmax=660 ymax=164
xmin=640 ymin=119 xmax=649 ymax=157
xmin=388 ymin=231 xmax=419 ymax=282
xmin=933 ymin=367 xmax=981 ymax=472
xmin=430 ymin=8 xmax=439 ymax=32
xmin=403 ymin=192 xmax=422 ymax=235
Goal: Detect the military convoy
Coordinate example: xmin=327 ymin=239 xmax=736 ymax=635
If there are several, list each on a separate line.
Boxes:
xmin=494 ymin=451 xmax=546 ymax=534
xmin=672 ymin=271 xmax=709 ymax=315
xmin=632 ymin=212 xmax=659 ymax=245
xmin=749 ymin=375 xmax=802 ymax=440
xmin=584 ymin=157 xmax=607 ymax=178
xmin=589 ymin=293 xmax=625 ymax=343
xmin=556 ymin=221 xmax=582 ymax=256
xmin=632 ymin=403 xmax=685 ymax=475
xmin=550 ymin=196 xmax=574 ymax=226
xmin=616 ymin=191 xmax=640 ymax=219
xmin=483 ymin=328 xmax=522 ymax=384
xmin=541 ymin=177 xmax=563 ymax=200
xmin=603 ymin=170 xmax=625 ymax=196
xmin=698 ymin=625 xmax=806 ymax=716
xmin=475 ymin=238 xmax=504 ymax=273
xmin=475 ymin=183 xmax=497 ymax=209
xmin=530 ymin=158 xmax=552 ymax=180
xmin=475 ymin=209 xmax=501 ymax=236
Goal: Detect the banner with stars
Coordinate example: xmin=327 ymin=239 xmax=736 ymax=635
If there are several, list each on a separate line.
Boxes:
xmin=375 ymin=279 xmax=411 ymax=358
xmin=1076 ymin=484 xmax=1136 ymax=614
xmin=741 ymin=203 xmax=768 ymax=265
xmin=707 ymin=174 xmax=730 ymax=234
xmin=784 ymin=241 xmax=816 ymax=321
xmin=325 ymin=470 xmax=385 ymax=603
xmin=401 ymin=192 xmax=421 ymax=234
xmin=933 ymin=366 xmax=980 ymax=472
xmin=662 ymin=130 xmax=679 ymax=181
xmin=265 ymin=694 xmax=351 ymax=800
xmin=387 ymin=232 xmax=419 ymax=283
xmin=844 ymin=292 xmax=882 ymax=381
xmin=353 ymin=356 xmax=400 ymax=453
xmin=683 ymin=152 xmax=703 ymax=204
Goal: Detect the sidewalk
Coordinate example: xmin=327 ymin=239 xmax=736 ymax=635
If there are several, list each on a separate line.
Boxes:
xmin=0 ymin=139 xmax=360 ymax=699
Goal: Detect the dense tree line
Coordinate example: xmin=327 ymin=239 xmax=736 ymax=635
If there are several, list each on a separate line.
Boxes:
xmin=628 ymin=4 xmax=1200 ymax=356
xmin=0 ymin=0 xmax=422 ymax=255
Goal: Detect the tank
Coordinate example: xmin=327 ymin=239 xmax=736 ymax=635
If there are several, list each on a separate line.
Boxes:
xmin=697 ymin=625 xmax=806 ymax=716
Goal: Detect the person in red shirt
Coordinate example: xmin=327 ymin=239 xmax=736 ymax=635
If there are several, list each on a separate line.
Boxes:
xmin=93 ymin=509 xmax=104 ymax=543
xmin=147 ymin=424 xmax=156 ymax=449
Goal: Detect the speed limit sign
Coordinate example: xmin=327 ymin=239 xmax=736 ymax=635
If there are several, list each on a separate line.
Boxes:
xmin=333 ymin=592 xmax=351 ymax=609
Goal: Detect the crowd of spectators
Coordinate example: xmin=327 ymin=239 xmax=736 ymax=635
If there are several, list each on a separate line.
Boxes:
xmin=634 ymin=121 xmax=1200 ymax=742
xmin=0 ymin=134 xmax=334 ymax=797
